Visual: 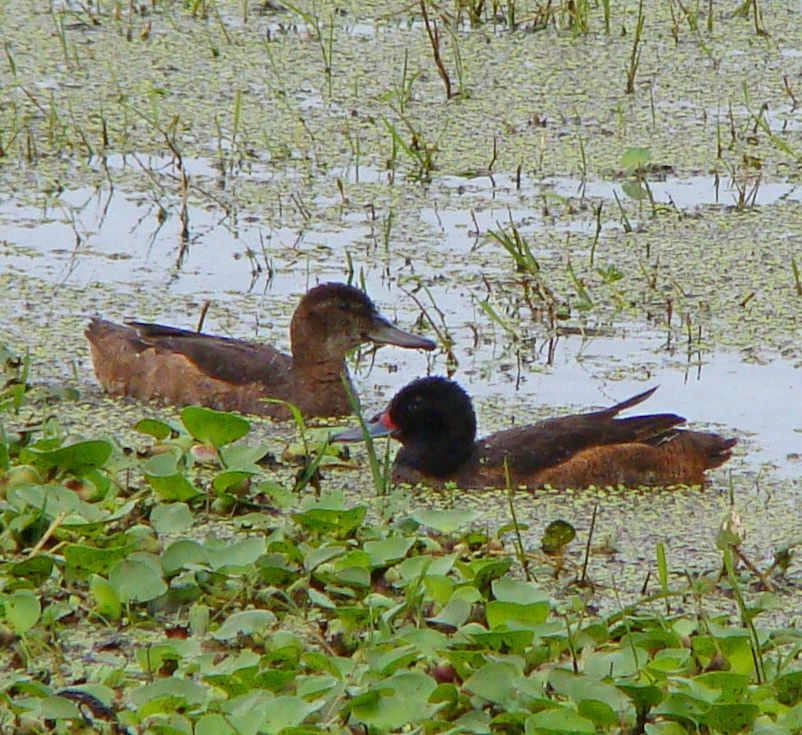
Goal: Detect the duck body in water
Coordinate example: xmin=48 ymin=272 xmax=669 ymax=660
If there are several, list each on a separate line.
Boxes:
xmin=333 ymin=377 xmax=737 ymax=490
xmin=85 ymin=283 xmax=435 ymax=419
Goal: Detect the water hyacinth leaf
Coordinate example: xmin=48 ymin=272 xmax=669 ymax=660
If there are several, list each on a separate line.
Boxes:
xmin=621 ymin=146 xmax=651 ymax=172
xmin=150 ymin=502 xmax=194 ymax=534
xmin=702 ymin=703 xmax=760 ymax=735
xmin=64 ymin=543 xmax=131 ymax=575
xmin=693 ymin=671 xmax=749 ymax=702
xmin=220 ymin=442 xmax=270 ymax=468
xmin=351 ymin=694 xmax=410 ymax=730
xmin=3 ymin=589 xmax=41 ymax=634
xmin=541 ymin=519 xmax=576 ymax=553
xmin=471 ymin=557 xmax=512 ymax=590
xmin=260 ymin=696 xmax=319 ymax=734
xmin=9 ymin=555 xmax=53 ymax=584
xmin=644 ymin=723 xmax=689 ymax=735
xmin=90 ymin=574 xmax=121 ymax=621
xmin=427 ymin=597 xmax=471 ymax=629
xmin=129 ymin=677 xmax=209 ymax=707
xmin=181 ymin=406 xmax=250 ymax=447
xmin=423 ymin=574 xmax=455 ymax=605
xmin=213 ymin=609 xmax=277 ymax=640
xmin=161 ymin=540 xmax=210 ymax=576
xmin=464 ymin=661 xmax=521 ymax=705
xmin=616 ymin=682 xmax=663 ymax=713
xmin=134 ymin=418 xmax=173 ymax=440
xmin=775 ymin=670 xmax=802 ymax=705
xmin=526 ymin=705 xmax=596 ymax=734
xmin=10 ymin=484 xmax=104 ymax=523
xmin=22 ymin=439 xmax=113 ymax=475
xmin=143 ymin=453 xmax=200 ymax=501
xmin=652 ymin=692 xmax=704 ymax=727
xmin=109 ymin=557 xmax=168 ymax=603
xmin=412 ymin=508 xmax=479 ymax=532
xmin=256 ymin=555 xmax=301 ymax=587
xmin=35 ymin=696 xmax=82 ymax=720
xmin=486 ymin=600 xmax=549 ymax=629
xmin=212 ymin=469 xmax=254 ymax=493
xmin=195 ymin=714 xmax=237 ymax=735
xmin=492 ymin=577 xmax=550 ymax=605
xmin=206 ymin=537 xmax=265 ymax=569
xmin=374 ymin=646 xmax=419 ymax=676
xmin=292 ymin=506 xmax=367 ymax=537
xmin=363 ymin=536 xmax=415 ymax=567
xmin=468 ymin=629 xmax=533 ymax=653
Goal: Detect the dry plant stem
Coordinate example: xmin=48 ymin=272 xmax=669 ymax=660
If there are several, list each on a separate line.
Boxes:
xmin=732 ymin=546 xmax=775 ymax=592
xmin=420 ymin=0 xmax=453 ymax=99
xmin=580 ymin=504 xmax=597 ymax=586
xmin=196 ymin=300 xmax=212 ymax=333
xmin=28 ymin=511 xmax=68 ymax=557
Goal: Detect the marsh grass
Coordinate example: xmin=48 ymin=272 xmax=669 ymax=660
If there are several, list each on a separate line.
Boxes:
xmin=625 ymin=0 xmax=645 ymax=94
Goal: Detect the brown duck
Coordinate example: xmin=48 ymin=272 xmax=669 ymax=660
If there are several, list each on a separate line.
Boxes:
xmin=333 ymin=377 xmax=737 ymax=489
xmin=85 ymin=283 xmax=435 ymax=419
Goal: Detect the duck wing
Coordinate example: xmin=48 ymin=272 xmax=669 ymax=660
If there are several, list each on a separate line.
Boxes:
xmin=125 ymin=321 xmax=291 ymax=386
xmin=473 ymin=388 xmax=685 ymax=477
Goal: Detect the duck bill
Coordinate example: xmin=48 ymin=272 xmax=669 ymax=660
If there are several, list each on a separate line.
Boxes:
xmin=367 ymin=316 xmax=435 ymax=351
xmin=332 ymin=410 xmax=395 ymax=442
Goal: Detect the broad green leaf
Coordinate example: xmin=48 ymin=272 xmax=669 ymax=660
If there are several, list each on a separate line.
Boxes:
xmin=181 ymin=406 xmax=250 ymax=447
xmin=412 ymin=508 xmax=479 ymax=532
xmin=134 ymin=418 xmax=173 ymax=440
xmin=486 ymin=600 xmax=550 ymax=629
xmin=212 ymin=469 xmax=254 ymax=493
xmin=351 ymin=694 xmax=410 ymax=730
xmin=109 ymin=557 xmax=168 ymax=603
xmin=9 ymin=556 xmax=53 ymax=584
xmin=206 ymin=537 xmax=265 ymax=569
xmin=261 ymin=695 xmax=319 ymax=734
xmin=161 ymin=540 xmax=210 ymax=575
xmin=541 ymin=519 xmax=576 ymax=553
xmin=364 ymin=536 xmax=414 ymax=567
xmin=3 ymin=589 xmax=41 ymax=634
xmin=464 ymin=661 xmax=522 ymax=705
xmin=23 ymin=439 xmax=113 ymax=475
xmin=526 ymin=704 xmax=596 ymax=734
xmin=213 ymin=610 xmax=277 ymax=640
xmin=428 ymin=597 xmax=471 ymax=629
xmin=293 ymin=506 xmax=367 ymax=537
xmin=621 ymin=146 xmax=651 ymax=171
xmin=130 ymin=677 xmax=209 ymax=707
xmin=64 ymin=544 xmax=131 ymax=574
xmin=10 ymin=484 xmax=104 ymax=523
xmin=492 ymin=577 xmax=549 ymax=605
xmin=90 ymin=574 xmax=121 ymax=621
xmin=220 ymin=442 xmax=270 ymax=468
xmin=468 ymin=629 xmax=533 ymax=653
xmin=702 ymin=703 xmax=760 ymax=735
xmin=143 ymin=453 xmax=200 ymax=501
xmin=645 ymin=722 xmax=689 ymax=735
xmin=151 ymin=502 xmax=194 ymax=534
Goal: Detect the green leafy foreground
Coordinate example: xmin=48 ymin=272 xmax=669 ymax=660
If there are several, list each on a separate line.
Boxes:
xmin=1 ymin=350 xmax=802 ymax=735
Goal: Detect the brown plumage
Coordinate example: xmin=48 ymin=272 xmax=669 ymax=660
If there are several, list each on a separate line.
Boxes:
xmin=333 ymin=377 xmax=737 ymax=490
xmin=85 ymin=283 xmax=435 ymax=419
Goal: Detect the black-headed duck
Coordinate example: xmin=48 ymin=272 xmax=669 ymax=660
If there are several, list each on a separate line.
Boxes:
xmin=333 ymin=377 xmax=737 ymax=489
xmin=85 ymin=283 xmax=435 ymax=419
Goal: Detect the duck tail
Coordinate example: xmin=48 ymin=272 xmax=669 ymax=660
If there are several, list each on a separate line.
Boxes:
xmin=600 ymin=386 xmax=659 ymax=416
xmin=614 ymin=413 xmax=686 ymax=443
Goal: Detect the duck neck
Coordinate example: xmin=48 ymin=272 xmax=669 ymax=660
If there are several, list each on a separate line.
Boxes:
xmin=395 ymin=437 xmax=476 ymax=480
xmin=291 ymin=334 xmax=350 ymax=381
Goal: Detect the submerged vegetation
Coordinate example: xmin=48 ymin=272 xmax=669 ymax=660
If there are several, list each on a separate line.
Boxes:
xmin=1 ymin=0 xmax=801 ymax=731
